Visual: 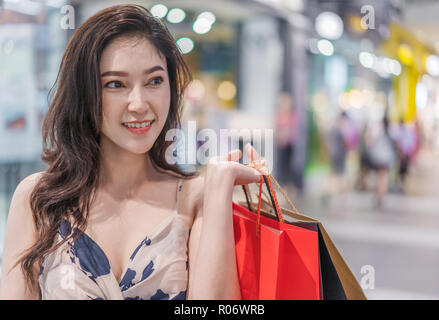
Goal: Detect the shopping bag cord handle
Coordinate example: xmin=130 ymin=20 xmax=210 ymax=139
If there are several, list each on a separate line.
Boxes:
xmin=247 ymin=162 xmax=300 ymax=217
xmin=248 ymin=165 xmax=284 ymax=224
xmin=267 ymin=173 xmax=300 ymax=216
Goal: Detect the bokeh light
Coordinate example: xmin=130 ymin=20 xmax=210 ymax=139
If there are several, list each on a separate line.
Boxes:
xmin=217 ymin=81 xmax=237 ymax=101
xmin=317 ymin=39 xmax=334 ymax=56
xmin=176 ymin=37 xmax=194 ymax=54
xmin=150 ymin=4 xmax=168 ymax=18
xmin=167 ymin=8 xmax=186 ymax=24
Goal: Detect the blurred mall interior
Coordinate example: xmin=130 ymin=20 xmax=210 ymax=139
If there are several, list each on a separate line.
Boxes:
xmin=1 ymin=0 xmax=439 ymax=299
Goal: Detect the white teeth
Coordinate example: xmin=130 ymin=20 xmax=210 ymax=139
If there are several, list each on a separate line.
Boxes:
xmin=123 ymin=121 xmax=152 ymax=128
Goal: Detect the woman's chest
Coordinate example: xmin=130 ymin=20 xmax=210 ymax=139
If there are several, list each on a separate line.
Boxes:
xmin=81 ymin=198 xmax=191 ymax=284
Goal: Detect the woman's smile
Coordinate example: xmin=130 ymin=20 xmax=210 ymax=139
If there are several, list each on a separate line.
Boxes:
xmin=122 ymin=120 xmax=154 ymax=134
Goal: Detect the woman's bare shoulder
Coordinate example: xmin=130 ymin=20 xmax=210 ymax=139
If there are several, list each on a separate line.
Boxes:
xmin=13 ymin=171 xmax=44 ymax=200
xmin=20 ymin=171 xmax=44 ymax=188
xmin=8 ymin=171 xmax=45 ymax=224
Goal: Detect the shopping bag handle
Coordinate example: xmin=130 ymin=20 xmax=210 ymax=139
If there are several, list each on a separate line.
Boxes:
xmin=243 ymin=164 xmax=283 ymax=225
xmin=243 ymin=162 xmax=300 ymax=222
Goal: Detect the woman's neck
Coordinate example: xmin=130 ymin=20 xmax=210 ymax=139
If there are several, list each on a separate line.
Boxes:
xmin=98 ymin=145 xmax=156 ymax=198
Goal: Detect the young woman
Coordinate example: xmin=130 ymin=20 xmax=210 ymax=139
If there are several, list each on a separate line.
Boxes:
xmin=0 ymin=4 xmax=265 ymax=300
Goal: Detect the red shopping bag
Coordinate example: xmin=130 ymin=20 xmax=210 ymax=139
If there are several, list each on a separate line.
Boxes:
xmin=233 ymin=202 xmax=321 ymax=299
xmin=233 ymin=170 xmax=321 ymax=300
xmin=233 ymin=167 xmax=366 ymax=300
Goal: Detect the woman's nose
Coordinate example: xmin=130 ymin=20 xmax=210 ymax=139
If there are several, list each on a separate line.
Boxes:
xmin=127 ymin=85 xmax=150 ymax=114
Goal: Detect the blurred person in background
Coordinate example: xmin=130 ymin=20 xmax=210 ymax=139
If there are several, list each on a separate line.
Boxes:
xmin=360 ymin=116 xmax=396 ymax=208
xmin=322 ymin=112 xmax=358 ymax=204
xmin=275 ymin=92 xmax=298 ymax=197
xmin=393 ymin=119 xmax=419 ymax=194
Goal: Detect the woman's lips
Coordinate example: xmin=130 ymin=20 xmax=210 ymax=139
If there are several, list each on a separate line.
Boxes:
xmin=122 ymin=120 xmax=153 ymax=134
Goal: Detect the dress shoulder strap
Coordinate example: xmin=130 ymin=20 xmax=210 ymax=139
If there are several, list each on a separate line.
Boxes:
xmin=174 ymin=178 xmax=184 ymax=212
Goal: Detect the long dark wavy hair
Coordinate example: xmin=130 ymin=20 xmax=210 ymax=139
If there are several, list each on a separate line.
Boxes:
xmin=15 ymin=4 xmax=197 ymax=295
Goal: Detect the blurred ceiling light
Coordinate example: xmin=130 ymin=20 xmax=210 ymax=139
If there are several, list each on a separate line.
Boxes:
xmin=187 ymin=80 xmax=206 ymax=101
xmin=167 ymin=8 xmax=186 ymax=24
xmin=317 ymin=39 xmax=334 ymax=56
xmin=359 ymin=52 xmax=376 ymax=69
xmin=359 ymin=52 xmax=401 ymax=77
xmin=193 ymin=18 xmax=212 ymax=34
xmin=373 ymin=58 xmax=391 ymax=78
xmin=415 ymin=82 xmax=428 ymax=110
xmin=315 ymin=11 xmax=344 ymax=40
xmin=176 ymin=37 xmax=194 ymax=54
xmin=217 ymin=81 xmax=237 ymax=101
xmin=425 ymin=55 xmax=439 ymax=77
xmin=381 ymin=57 xmax=394 ymax=74
xmin=389 ymin=59 xmax=401 ymax=76
xmin=197 ymin=11 xmax=216 ymax=25
xmin=372 ymin=57 xmax=385 ymax=75
xmin=397 ymin=44 xmax=413 ymax=66
xmin=150 ymin=4 xmax=168 ymax=18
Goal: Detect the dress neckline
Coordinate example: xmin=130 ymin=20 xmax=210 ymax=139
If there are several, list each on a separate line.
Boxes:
xmin=51 ymin=178 xmax=187 ymax=288
xmin=68 ymin=212 xmax=189 ymax=286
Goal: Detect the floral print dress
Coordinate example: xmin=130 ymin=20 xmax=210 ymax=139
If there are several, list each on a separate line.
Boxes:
xmin=38 ymin=179 xmax=189 ymax=300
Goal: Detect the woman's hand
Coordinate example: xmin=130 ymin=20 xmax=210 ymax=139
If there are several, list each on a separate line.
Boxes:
xmin=206 ymin=143 xmax=268 ymax=186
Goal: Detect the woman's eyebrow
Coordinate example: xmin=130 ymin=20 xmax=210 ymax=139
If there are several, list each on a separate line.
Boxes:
xmin=101 ymin=65 xmax=165 ymax=77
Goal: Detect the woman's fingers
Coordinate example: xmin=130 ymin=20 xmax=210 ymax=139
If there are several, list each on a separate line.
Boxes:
xmin=206 ymin=147 xmax=269 ymax=186
xmin=213 ymin=144 xmax=262 ymax=165
xmin=223 ymin=149 xmax=241 ymax=162
xmin=234 ymin=165 xmax=262 ymax=185
xmin=209 ymin=149 xmax=242 ymax=165
xmin=245 ymin=143 xmax=260 ymax=162
xmin=245 ymin=143 xmax=267 ymax=165
xmin=245 ymin=143 xmax=269 ymax=173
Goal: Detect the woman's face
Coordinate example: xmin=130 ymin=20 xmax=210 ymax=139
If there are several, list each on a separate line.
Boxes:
xmin=99 ymin=35 xmax=171 ymax=155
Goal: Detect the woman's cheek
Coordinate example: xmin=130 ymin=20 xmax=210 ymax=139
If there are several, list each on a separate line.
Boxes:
xmin=152 ymin=90 xmax=171 ymax=122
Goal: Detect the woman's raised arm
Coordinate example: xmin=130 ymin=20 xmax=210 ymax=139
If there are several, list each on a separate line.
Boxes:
xmin=187 ymin=145 xmax=264 ymax=300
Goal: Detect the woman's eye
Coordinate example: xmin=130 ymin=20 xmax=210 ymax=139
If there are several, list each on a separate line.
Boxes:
xmin=150 ymin=77 xmax=164 ymax=86
xmin=105 ymin=81 xmax=123 ymax=88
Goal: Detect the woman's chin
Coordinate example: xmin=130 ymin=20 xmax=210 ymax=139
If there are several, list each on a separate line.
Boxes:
xmin=127 ymin=146 xmax=152 ymax=155
xmin=115 ymin=142 xmax=152 ymax=155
